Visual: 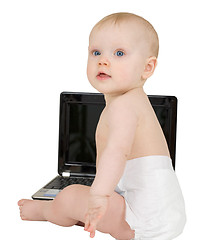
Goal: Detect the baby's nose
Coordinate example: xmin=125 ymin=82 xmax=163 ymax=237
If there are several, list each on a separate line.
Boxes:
xmin=98 ymin=58 xmax=110 ymax=66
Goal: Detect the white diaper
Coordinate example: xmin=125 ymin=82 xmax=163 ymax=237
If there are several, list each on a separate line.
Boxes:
xmin=115 ymin=155 xmax=186 ymax=240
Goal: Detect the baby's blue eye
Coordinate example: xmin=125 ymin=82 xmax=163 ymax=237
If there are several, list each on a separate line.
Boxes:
xmin=93 ymin=50 xmax=101 ymax=56
xmin=115 ymin=50 xmax=125 ymax=57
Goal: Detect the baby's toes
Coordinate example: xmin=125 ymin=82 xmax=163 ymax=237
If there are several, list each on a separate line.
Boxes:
xmin=20 ymin=213 xmax=27 ymax=220
xmin=20 ymin=212 xmax=27 ymax=220
xmin=18 ymin=199 xmax=27 ymax=220
xmin=18 ymin=199 xmax=27 ymax=207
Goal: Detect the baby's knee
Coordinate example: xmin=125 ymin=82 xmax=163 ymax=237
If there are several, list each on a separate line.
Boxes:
xmin=53 ymin=184 xmax=80 ymax=207
xmin=63 ymin=184 xmax=80 ymax=194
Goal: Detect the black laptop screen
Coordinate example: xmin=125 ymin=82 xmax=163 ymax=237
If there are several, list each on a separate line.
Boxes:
xmin=58 ymin=92 xmax=177 ymax=175
xmin=58 ymin=93 xmax=105 ymax=175
xmin=65 ymin=103 xmax=104 ymax=165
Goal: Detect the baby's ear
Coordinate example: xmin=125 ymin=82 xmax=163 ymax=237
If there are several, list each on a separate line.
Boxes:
xmin=142 ymin=57 xmax=157 ymax=80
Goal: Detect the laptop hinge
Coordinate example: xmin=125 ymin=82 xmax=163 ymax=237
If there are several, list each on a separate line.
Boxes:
xmin=62 ymin=172 xmax=71 ymax=177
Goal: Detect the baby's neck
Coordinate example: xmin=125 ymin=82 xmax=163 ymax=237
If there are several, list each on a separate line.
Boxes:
xmin=104 ymin=87 xmax=145 ymax=106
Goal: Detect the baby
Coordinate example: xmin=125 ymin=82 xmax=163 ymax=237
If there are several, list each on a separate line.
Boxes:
xmin=18 ymin=12 xmax=186 ymax=240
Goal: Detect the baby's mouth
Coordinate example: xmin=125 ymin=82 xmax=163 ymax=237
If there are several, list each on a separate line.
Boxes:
xmin=97 ymin=72 xmax=111 ymax=80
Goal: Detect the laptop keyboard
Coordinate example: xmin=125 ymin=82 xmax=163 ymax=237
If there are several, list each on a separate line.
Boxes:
xmin=44 ymin=176 xmax=94 ymax=190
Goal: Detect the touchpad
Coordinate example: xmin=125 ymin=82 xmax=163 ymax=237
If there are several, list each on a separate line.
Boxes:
xmin=44 ymin=189 xmax=60 ymax=197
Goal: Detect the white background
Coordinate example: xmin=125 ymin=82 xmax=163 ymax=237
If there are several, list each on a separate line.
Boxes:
xmin=1 ymin=0 xmax=211 ymax=239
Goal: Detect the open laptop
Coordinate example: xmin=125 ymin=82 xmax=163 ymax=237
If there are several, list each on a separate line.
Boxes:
xmin=32 ymin=92 xmax=177 ymax=200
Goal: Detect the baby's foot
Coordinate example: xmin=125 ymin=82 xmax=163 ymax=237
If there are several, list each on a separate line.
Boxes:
xmin=18 ymin=199 xmax=47 ymax=221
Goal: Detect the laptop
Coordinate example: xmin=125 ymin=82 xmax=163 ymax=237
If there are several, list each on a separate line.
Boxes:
xmin=32 ymin=92 xmax=177 ymax=200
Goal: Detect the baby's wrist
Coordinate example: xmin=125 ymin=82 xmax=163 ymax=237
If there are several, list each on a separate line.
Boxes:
xmin=89 ymin=187 xmax=110 ymax=198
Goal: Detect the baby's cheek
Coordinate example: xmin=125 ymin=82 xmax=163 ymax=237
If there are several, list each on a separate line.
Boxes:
xmin=117 ymin=67 xmax=133 ymax=85
xmin=87 ymin=66 xmax=96 ymax=83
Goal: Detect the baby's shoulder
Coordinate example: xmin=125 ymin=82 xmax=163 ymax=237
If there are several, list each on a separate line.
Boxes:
xmin=114 ymin=91 xmax=148 ymax=111
xmin=108 ymin=93 xmax=137 ymax=113
xmin=106 ymin=92 xmax=146 ymax=122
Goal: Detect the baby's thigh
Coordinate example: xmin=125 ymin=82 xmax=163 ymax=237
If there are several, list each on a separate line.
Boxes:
xmin=57 ymin=184 xmax=134 ymax=239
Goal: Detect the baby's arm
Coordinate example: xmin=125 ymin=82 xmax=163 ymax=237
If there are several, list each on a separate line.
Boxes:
xmin=84 ymin=98 xmax=138 ymax=237
xmin=91 ymin=100 xmax=138 ymax=196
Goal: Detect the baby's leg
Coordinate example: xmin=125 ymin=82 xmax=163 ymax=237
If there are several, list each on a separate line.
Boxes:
xmin=18 ymin=196 xmax=78 ymax=227
xmin=18 ymin=184 xmax=134 ymax=239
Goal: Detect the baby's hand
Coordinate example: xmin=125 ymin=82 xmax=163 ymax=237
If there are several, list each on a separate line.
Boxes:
xmin=84 ymin=193 xmax=109 ymax=238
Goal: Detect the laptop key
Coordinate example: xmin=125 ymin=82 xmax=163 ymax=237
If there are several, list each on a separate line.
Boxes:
xmin=44 ymin=176 xmax=94 ymax=190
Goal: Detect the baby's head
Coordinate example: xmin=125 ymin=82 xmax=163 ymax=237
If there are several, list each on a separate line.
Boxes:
xmin=87 ymin=12 xmax=159 ymax=95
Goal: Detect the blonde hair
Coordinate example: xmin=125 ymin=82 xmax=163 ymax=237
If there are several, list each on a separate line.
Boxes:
xmin=90 ymin=12 xmax=159 ymax=58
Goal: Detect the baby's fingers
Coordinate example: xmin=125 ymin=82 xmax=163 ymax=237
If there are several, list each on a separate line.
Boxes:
xmin=87 ymin=221 xmax=96 ymax=238
xmin=84 ymin=214 xmax=101 ymax=238
xmin=90 ymin=229 xmax=96 ymax=238
xmin=85 ymin=222 xmax=96 ymax=238
xmin=84 ymin=214 xmax=95 ymax=233
xmin=84 ymin=213 xmax=90 ymax=231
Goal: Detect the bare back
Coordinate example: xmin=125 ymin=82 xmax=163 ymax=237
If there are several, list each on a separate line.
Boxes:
xmin=95 ymin=89 xmax=170 ymax=168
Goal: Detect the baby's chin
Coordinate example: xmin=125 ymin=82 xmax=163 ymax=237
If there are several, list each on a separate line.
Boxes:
xmin=88 ymin=78 xmax=133 ymax=95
